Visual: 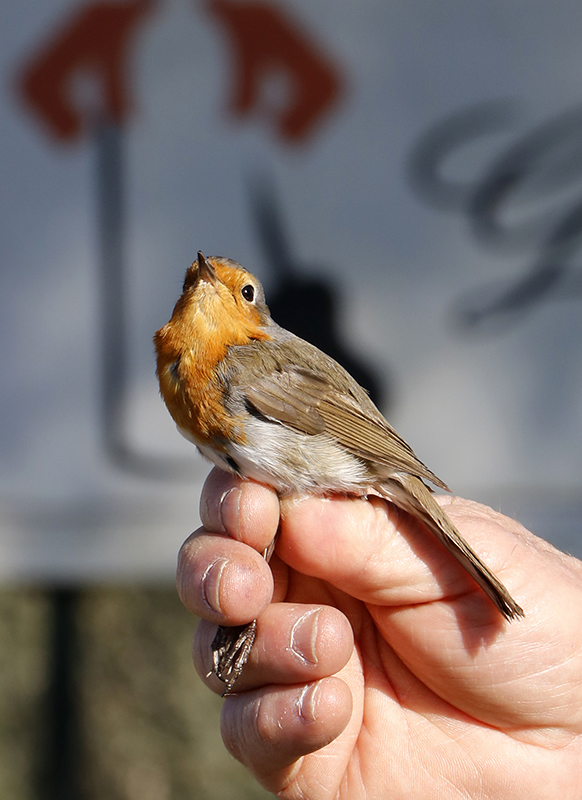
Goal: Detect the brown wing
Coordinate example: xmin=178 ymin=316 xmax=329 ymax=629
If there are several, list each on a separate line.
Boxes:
xmin=242 ymin=368 xmax=326 ymax=434
xmin=240 ymin=355 xmax=449 ymax=490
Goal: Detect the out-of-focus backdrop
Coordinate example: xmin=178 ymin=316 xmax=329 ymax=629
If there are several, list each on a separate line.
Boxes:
xmin=2 ymin=1 xmax=581 ymax=797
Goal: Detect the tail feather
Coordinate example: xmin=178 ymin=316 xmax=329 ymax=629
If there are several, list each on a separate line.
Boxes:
xmin=378 ymin=475 xmax=524 ymax=620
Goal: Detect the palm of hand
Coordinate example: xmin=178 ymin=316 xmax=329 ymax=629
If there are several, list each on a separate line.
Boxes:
xmin=255 ymin=496 xmax=582 ymax=799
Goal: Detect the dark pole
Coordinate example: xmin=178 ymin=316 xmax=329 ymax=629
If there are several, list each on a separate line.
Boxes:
xmin=39 ymin=589 xmax=81 ymax=800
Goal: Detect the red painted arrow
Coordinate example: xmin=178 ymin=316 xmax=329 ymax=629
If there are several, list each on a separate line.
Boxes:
xmin=19 ymin=1 xmax=152 ymax=141
xmin=208 ymin=0 xmax=343 ymax=142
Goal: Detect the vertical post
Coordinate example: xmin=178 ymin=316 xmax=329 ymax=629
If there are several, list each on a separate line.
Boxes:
xmin=96 ymin=121 xmax=128 ymax=466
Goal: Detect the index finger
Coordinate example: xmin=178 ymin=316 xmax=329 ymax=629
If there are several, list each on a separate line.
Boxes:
xmin=199 ymin=468 xmax=280 ymax=553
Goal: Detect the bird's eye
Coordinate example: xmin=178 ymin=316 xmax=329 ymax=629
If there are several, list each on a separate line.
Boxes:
xmin=241 ymin=284 xmax=255 ymax=302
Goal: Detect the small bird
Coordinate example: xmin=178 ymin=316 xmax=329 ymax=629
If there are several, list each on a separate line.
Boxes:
xmin=155 ymin=252 xmax=524 ymax=691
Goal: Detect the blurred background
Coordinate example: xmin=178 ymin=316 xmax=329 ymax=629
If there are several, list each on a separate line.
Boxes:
xmin=2 ymin=0 xmax=582 ymax=797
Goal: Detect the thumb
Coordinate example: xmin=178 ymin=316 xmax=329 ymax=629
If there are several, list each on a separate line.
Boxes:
xmin=278 ymin=494 xmax=521 ymax=613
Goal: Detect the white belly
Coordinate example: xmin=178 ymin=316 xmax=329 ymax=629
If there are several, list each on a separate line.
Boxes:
xmin=224 ymin=417 xmax=369 ymax=495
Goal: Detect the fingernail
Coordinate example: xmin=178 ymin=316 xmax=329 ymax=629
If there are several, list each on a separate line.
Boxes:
xmin=297 ymin=682 xmax=319 ymax=723
xmin=219 ymin=487 xmax=241 ymax=538
xmin=290 ymin=608 xmax=320 ymax=666
xmin=202 ymin=558 xmax=228 ymax=613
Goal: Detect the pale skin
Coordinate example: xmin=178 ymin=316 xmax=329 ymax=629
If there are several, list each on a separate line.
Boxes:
xmin=177 ymin=468 xmax=582 ymax=799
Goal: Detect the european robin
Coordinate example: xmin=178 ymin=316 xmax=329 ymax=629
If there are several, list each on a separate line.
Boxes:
xmin=154 ymin=252 xmax=524 ymax=691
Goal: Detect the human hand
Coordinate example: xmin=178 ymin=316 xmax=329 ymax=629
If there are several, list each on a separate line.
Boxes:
xmin=177 ymin=468 xmax=582 ymax=799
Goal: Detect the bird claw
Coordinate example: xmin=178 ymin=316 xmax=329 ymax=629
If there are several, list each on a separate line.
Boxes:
xmin=211 ymin=620 xmax=258 ymax=696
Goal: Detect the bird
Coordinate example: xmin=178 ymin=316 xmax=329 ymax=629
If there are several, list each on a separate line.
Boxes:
xmin=154 ymin=252 xmax=524 ymax=691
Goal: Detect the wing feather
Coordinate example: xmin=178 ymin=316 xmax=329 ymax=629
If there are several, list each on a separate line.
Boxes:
xmin=240 ymin=354 xmax=448 ymax=490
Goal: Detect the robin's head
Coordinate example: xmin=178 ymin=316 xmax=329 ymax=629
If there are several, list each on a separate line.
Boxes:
xmin=154 ymin=253 xmax=272 ymax=364
xmin=182 ymin=253 xmax=270 ymax=323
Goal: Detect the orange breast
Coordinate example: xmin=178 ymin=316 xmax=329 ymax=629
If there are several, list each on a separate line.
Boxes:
xmin=155 ymin=333 xmax=241 ymax=450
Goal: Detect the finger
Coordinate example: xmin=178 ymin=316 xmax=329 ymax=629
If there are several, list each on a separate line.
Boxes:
xmin=220 ymin=677 xmax=352 ymax=793
xmin=278 ymin=494 xmax=526 ymax=611
xmin=194 ymin=603 xmax=354 ymax=694
xmin=177 ymin=530 xmax=274 ymax=625
xmin=199 ymin=468 xmax=280 ymax=553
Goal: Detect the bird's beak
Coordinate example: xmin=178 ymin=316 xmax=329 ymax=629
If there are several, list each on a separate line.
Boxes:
xmin=197 ymin=251 xmax=219 ymax=286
